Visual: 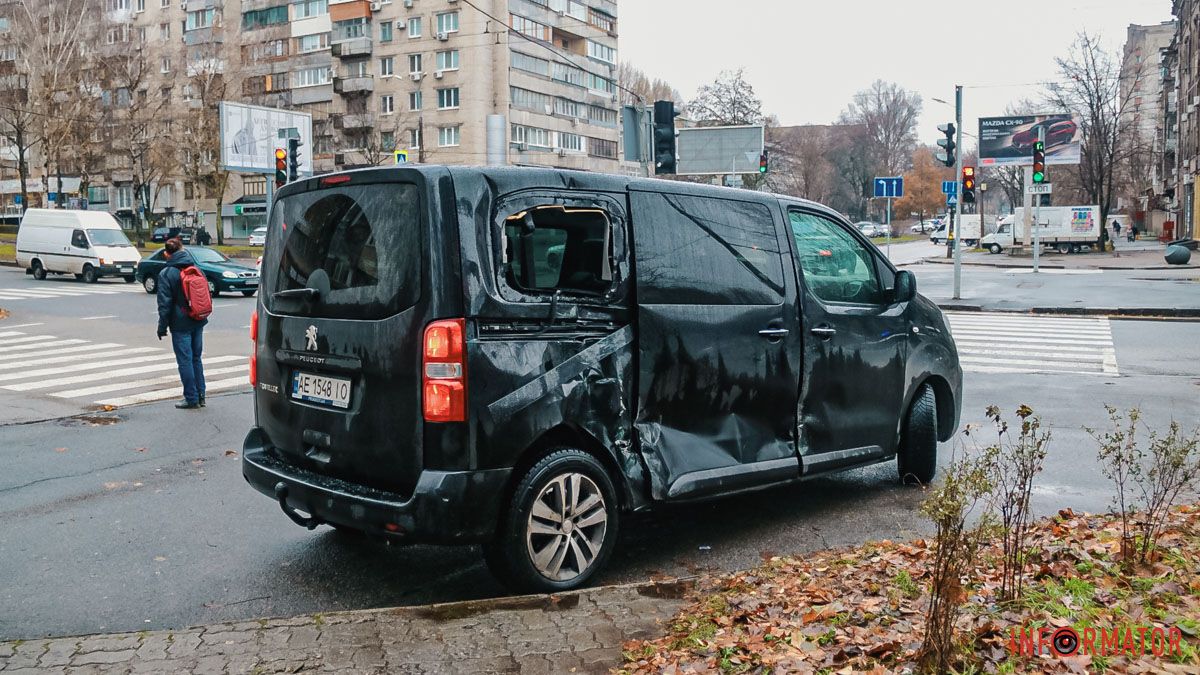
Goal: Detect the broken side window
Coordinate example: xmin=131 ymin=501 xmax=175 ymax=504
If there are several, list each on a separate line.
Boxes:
xmin=502 ymin=205 xmax=613 ymax=296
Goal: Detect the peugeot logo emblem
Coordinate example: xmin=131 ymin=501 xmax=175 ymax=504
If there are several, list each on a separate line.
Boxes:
xmin=305 ymin=325 xmax=318 ymax=351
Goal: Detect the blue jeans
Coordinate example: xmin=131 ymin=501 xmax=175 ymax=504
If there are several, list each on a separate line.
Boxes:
xmin=171 ymin=327 xmax=206 ymax=404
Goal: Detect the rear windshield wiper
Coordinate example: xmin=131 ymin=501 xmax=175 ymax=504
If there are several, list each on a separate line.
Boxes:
xmin=272 ymin=288 xmax=321 ymax=301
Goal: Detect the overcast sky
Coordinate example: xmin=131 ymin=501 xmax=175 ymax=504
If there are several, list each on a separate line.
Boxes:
xmin=619 ymin=0 xmax=1174 ymax=148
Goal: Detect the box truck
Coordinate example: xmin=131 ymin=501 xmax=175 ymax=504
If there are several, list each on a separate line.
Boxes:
xmin=929 ymin=214 xmax=982 ymax=246
xmin=981 ymin=206 xmax=1101 ymax=254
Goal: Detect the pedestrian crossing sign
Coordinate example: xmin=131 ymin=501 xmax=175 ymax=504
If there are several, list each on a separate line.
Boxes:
xmin=394 ymin=149 xmax=408 ymax=164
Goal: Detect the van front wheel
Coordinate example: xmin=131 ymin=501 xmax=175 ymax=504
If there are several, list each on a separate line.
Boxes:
xmin=81 ymin=265 xmax=98 ymax=284
xmin=898 ymin=384 xmax=938 ymax=486
xmin=484 ymin=449 xmax=618 ymax=594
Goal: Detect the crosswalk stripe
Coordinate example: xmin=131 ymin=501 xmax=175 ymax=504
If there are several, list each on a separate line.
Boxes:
xmin=947 ymin=312 xmax=1118 ymax=376
xmin=0 ymin=353 xmax=179 ymax=383
xmin=0 ymin=347 xmax=161 ymax=371
xmin=948 ymin=314 xmax=1109 ymax=325
xmin=95 ymin=375 xmax=250 ymax=407
xmin=0 ymin=331 xmax=25 ymax=338
xmin=2 ymin=355 xmax=244 ymax=391
xmin=50 ymin=365 xmax=247 ymax=399
xmin=18 ymin=287 xmax=109 ymax=296
xmin=959 ymin=355 xmax=1106 ymax=370
xmin=0 ymin=343 xmax=124 ymax=362
xmin=0 ymin=335 xmax=52 ymax=346
xmin=957 ymin=347 xmax=1114 ymax=361
xmin=951 ymin=334 xmax=1114 ymax=347
xmin=0 ymin=338 xmax=77 ymax=353
xmin=954 ymin=340 xmax=1113 ymax=355
xmin=962 ymin=364 xmax=1109 ymax=375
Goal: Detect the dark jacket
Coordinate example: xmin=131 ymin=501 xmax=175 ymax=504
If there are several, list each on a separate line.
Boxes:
xmin=157 ymin=249 xmax=209 ymax=335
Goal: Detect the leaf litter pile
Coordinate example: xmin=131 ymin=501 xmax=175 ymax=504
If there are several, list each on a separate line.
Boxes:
xmin=621 ymin=505 xmax=1200 ymax=674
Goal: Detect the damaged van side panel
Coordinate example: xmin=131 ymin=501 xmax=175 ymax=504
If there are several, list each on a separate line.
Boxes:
xmin=449 ymin=170 xmax=648 ymax=510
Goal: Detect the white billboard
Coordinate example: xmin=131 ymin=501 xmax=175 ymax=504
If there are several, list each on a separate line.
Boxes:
xmin=676 ymin=125 xmax=765 ymax=176
xmin=219 ymin=102 xmax=314 ymax=175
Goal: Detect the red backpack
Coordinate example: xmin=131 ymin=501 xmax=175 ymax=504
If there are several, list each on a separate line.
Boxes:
xmin=179 ymin=265 xmax=213 ymax=321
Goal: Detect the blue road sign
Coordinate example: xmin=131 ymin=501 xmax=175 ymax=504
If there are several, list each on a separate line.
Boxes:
xmin=941 ymin=180 xmax=958 ymax=195
xmin=946 ymin=194 xmax=958 ymax=206
xmin=873 ymin=176 xmax=904 ymax=199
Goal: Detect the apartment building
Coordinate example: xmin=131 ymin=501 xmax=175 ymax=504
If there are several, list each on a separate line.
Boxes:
xmin=0 ymin=0 xmax=621 ymax=237
xmin=1165 ymin=1 xmax=1200 ymax=238
xmin=1120 ymin=21 xmax=1176 ymax=226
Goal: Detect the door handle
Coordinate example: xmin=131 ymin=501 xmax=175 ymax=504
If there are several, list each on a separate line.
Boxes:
xmin=758 ymin=328 xmax=790 ymax=338
xmin=810 ymin=326 xmax=837 ymax=339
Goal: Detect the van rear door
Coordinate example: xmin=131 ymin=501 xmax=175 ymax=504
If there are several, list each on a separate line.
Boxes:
xmin=254 ymin=171 xmax=448 ymax=496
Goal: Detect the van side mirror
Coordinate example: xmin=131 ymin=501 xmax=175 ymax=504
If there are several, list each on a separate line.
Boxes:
xmin=893 ymin=270 xmax=916 ymax=304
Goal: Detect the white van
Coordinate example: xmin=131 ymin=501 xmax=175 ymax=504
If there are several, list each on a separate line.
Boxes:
xmin=16 ymin=209 xmax=141 ymax=283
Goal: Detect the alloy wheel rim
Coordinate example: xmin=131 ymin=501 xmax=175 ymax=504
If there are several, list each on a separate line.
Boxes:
xmin=525 ymin=472 xmax=607 ymax=582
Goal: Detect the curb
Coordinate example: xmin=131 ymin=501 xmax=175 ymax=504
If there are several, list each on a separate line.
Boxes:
xmin=919 ymin=257 xmax=1197 ymax=271
xmin=936 ymin=304 xmax=1200 ymax=320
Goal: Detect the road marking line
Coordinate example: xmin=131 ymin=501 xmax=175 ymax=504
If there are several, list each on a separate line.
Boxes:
xmin=957 ymin=347 xmax=1113 ymax=361
xmin=0 ymin=323 xmax=42 ymax=329
xmin=79 ymin=315 xmax=119 ymax=321
xmin=0 ymin=353 xmax=179 ymax=382
xmin=953 ymin=341 xmax=1113 ymax=355
xmin=0 ymin=335 xmax=62 ymax=349
xmin=95 ymin=375 xmax=249 ymax=407
xmin=0 ymin=331 xmax=26 ymax=338
xmin=0 ymin=340 xmax=88 ymax=355
xmin=2 ymin=355 xmax=244 ymax=391
xmin=0 ymin=347 xmax=161 ymax=371
xmin=0 ymin=343 xmax=126 ymax=363
xmin=959 ymin=355 xmax=1106 ymax=370
xmin=962 ymin=364 xmax=1113 ymax=376
xmin=950 ymin=333 xmax=1114 ymax=346
xmin=51 ymin=365 xmax=247 ymax=399
xmin=948 ymin=319 xmax=1112 ymax=332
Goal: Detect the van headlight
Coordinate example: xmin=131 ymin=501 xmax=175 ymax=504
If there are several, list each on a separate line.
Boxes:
xmin=222 ymin=270 xmax=238 ymax=279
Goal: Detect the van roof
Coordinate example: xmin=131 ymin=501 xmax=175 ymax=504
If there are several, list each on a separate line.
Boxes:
xmin=20 ymin=208 xmax=123 ymax=230
xmin=276 ymin=165 xmax=837 ymax=221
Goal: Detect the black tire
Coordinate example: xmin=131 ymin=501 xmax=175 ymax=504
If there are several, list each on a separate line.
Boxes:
xmin=142 ymin=276 xmax=157 ymax=294
xmin=123 ymin=275 xmax=136 ymax=283
xmin=31 ymin=261 xmax=46 ymax=280
xmin=484 ymin=448 xmax=619 ymax=594
xmin=988 ymin=244 xmax=1002 ymax=254
xmin=207 ymin=280 xmax=220 ymax=297
xmin=898 ymin=384 xmax=938 ymax=486
xmin=1057 ymin=243 xmax=1071 ymax=254
xmin=241 ymin=290 xmax=256 ymax=297
xmin=81 ymin=265 xmax=98 ymax=283
xmin=1070 ymin=243 xmax=1082 ymax=254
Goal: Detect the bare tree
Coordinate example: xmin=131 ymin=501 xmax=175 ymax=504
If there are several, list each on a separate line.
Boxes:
xmin=687 ymin=68 xmax=763 ymax=126
xmin=838 ymin=80 xmax=923 ymax=176
xmin=617 ymin=62 xmax=683 ymax=108
xmin=1046 ymin=33 xmax=1145 ymax=249
xmin=765 ymin=125 xmax=836 ymax=203
xmin=827 ymin=123 xmax=875 ymax=220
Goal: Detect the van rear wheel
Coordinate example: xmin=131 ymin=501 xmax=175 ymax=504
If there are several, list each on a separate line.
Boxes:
xmin=898 ymin=384 xmax=938 ymax=486
xmin=31 ymin=261 xmax=46 ymax=280
xmin=484 ymin=448 xmax=618 ymax=593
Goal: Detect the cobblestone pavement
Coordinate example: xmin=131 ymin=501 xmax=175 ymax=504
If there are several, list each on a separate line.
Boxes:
xmin=0 ymin=581 xmax=690 ymax=674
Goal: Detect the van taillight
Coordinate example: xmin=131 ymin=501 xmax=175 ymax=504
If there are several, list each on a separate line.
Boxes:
xmin=423 ymin=319 xmax=466 ymax=422
xmin=249 ymin=310 xmax=258 ymax=387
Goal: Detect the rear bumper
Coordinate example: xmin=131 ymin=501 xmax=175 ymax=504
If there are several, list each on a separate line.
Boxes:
xmin=241 ymin=427 xmax=510 ymax=544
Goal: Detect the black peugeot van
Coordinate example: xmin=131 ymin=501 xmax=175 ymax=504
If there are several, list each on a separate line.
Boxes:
xmin=243 ymin=166 xmax=962 ymax=592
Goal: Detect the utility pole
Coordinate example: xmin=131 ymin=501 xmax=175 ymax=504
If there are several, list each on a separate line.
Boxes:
xmin=953 ymin=85 xmax=963 ymax=300
xmin=418 ymin=115 xmax=426 ymax=163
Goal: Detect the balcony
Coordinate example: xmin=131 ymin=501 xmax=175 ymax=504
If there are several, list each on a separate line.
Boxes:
xmin=334 ymin=113 xmax=375 ymax=130
xmin=331 ymin=37 xmax=372 ymax=58
xmin=333 ymin=76 xmax=374 ymax=95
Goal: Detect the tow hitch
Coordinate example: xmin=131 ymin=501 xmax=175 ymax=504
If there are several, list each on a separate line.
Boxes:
xmin=274 ymin=482 xmax=323 ymax=530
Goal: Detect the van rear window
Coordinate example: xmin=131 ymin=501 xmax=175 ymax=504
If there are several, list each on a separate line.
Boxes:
xmin=265 ymin=183 xmax=422 ymax=320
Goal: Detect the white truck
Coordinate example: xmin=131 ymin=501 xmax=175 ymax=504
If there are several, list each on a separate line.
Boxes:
xmin=981 ymin=206 xmax=1102 ymax=255
xmin=929 ymin=214 xmax=982 ymax=246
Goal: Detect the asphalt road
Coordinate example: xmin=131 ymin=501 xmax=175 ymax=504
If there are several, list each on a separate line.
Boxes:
xmin=1 ymin=267 xmax=1198 ymax=640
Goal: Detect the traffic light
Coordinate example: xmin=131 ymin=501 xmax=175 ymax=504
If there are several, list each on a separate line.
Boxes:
xmin=274 ymin=148 xmax=287 ymax=188
xmin=962 ymin=166 xmax=976 ymax=204
xmin=287 ymin=137 xmax=302 ymax=182
xmin=758 ymin=150 xmax=769 ymax=174
xmin=653 ymin=100 xmax=678 ymax=175
xmin=1032 ymin=141 xmax=1046 ymax=184
xmin=936 ymin=122 xmax=956 ymax=168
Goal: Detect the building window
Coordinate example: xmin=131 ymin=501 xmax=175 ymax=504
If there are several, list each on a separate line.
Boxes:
xmin=245 ymin=178 xmax=267 ymax=196
xmin=588 ymin=8 xmax=614 ymax=32
xmin=295 ymin=33 xmax=328 ymax=53
xmin=346 ymin=60 xmax=369 ymax=77
xmin=511 ymin=86 xmax=550 ymax=112
xmin=87 ymin=186 xmax=109 ymax=204
xmin=381 ymin=95 xmax=394 ymax=114
xmin=588 ymin=105 xmax=617 ymax=127
xmin=511 ymin=124 xmax=551 ymax=149
xmin=435 ymin=49 xmax=459 ymax=71
xmin=436 ymin=11 xmax=459 ymax=34
xmin=161 ymin=0 xmax=170 ymax=7
xmin=587 ymin=73 xmax=615 ymax=95
xmin=408 ymin=17 xmax=422 ymax=37
xmin=138 ymin=26 xmax=147 ymax=42
xmin=438 ymin=126 xmax=460 ymax=147
xmin=381 ymin=131 xmax=395 ymax=151
xmin=242 ymin=6 xmax=287 ymax=30
xmin=115 ymin=186 xmax=133 ymax=209
xmin=136 ymin=0 xmax=146 ymax=10
xmin=409 ymin=128 xmax=421 ymax=148
xmin=294 ymin=66 xmax=331 ymax=88
xmin=159 ymin=23 xmax=169 ymax=39
xmin=380 ymin=21 xmax=393 ymax=42
xmin=292 ymin=0 xmax=327 ymax=20
xmin=510 ymin=14 xmax=549 ymax=41
xmin=107 ymin=0 xmax=130 ymax=10
xmin=408 ymin=53 xmax=422 ymax=73
xmin=160 ymin=56 xmax=170 ymax=73
xmin=187 ymin=8 xmax=216 ymax=31
xmin=333 ymin=17 xmax=367 ymax=41
xmin=409 ymin=91 xmax=422 ymax=111
xmin=559 ymin=132 xmax=583 ymax=152
xmin=555 ymin=97 xmax=581 ymax=117
xmin=380 ymin=56 xmax=394 ymax=76
xmin=588 ymin=137 xmax=617 ymax=159
xmin=246 ymin=39 xmax=289 ymax=61
xmin=552 ymin=62 xmax=585 ymax=87
xmin=437 ymin=87 xmax=459 ymax=109
xmin=586 ymin=40 xmax=615 ymax=64
xmin=511 ymin=51 xmax=550 ymax=77
xmin=106 ymin=25 xmax=129 ymax=44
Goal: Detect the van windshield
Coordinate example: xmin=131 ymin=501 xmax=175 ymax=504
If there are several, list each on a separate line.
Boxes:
xmin=87 ymin=229 xmax=133 ymax=247
xmin=265 ymin=182 xmax=422 ymax=320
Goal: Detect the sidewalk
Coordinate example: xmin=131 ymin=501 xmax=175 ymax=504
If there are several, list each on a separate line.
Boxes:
xmin=919 ymin=239 xmax=1197 ymax=271
xmin=0 ymin=581 xmax=690 ymax=674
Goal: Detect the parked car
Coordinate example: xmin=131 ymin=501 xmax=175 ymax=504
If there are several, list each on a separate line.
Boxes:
xmin=150 ymin=226 xmax=193 ymax=244
xmin=16 ymin=208 xmax=141 ymax=283
xmin=242 ymin=166 xmax=963 ymax=593
xmin=855 ymin=221 xmax=888 ymax=238
xmin=136 ymin=245 xmax=260 ymax=297
xmin=910 ymin=220 xmax=938 ymax=234
xmin=248 ymin=227 xmax=268 ymax=247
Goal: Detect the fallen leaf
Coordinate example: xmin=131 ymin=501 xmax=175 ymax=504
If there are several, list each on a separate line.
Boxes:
xmin=54 ymin=447 xmax=67 ymax=453
xmin=153 ymin=556 xmax=166 ymax=562
xmin=223 ymin=450 xmax=238 ymax=458
xmin=134 ymin=447 xmax=147 ymax=453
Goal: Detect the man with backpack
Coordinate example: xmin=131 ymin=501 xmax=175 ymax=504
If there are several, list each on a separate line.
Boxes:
xmin=156 ymin=238 xmax=212 ymax=410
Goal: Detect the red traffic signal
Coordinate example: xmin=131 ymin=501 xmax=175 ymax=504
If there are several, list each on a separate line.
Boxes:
xmin=962 ymin=166 xmax=976 ymax=204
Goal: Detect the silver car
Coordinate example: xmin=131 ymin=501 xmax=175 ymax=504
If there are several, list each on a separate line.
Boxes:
xmin=856 ymin=222 xmax=888 ymax=238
